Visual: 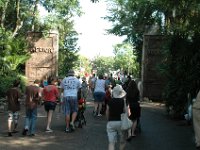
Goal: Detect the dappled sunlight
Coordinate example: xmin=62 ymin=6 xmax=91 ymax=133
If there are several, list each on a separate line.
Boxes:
xmin=0 ymin=99 xmax=195 ymax=150
xmin=86 ymin=101 xmax=94 ymax=107
xmin=140 ymin=102 xmax=165 ymax=111
xmin=0 ymin=132 xmax=78 ymax=149
xmin=0 ymin=136 xmax=54 ymax=148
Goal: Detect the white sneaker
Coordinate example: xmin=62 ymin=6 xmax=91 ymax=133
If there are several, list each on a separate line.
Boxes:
xmin=70 ymin=122 xmax=75 ymax=130
xmin=97 ymin=114 xmax=102 ymax=117
xmin=45 ymin=129 xmax=53 ymax=133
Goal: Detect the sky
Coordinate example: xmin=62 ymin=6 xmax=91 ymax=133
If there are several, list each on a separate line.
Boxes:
xmin=39 ymin=0 xmax=125 ymax=59
xmin=74 ymin=0 xmax=125 ymax=59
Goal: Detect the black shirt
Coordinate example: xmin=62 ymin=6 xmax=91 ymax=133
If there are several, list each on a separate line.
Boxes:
xmin=108 ymin=98 xmax=124 ymax=121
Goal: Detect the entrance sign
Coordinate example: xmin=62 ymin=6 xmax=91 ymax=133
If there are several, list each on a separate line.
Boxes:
xmin=26 ymin=31 xmax=59 ymax=84
xmin=141 ymin=35 xmax=165 ymax=100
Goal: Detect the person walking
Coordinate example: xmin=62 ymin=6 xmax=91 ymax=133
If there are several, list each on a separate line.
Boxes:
xmin=89 ymin=74 xmax=97 ymax=95
xmin=81 ymin=77 xmax=88 ymax=100
xmin=122 ymin=75 xmax=131 ymax=91
xmin=126 ymin=80 xmax=141 ymax=141
xmin=22 ymin=79 xmax=41 ymax=136
xmin=108 ymin=73 xmax=116 ymax=89
xmin=6 ymin=79 xmax=22 ymax=136
xmin=93 ymin=74 xmax=106 ymax=117
xmin=106 ymin=84 xmax=127 ymax=150
xmin=61 ymin=70 xmax=81 ymax=132
xmin=42 ymin=77 xmax=59 ymax=133
xmin=193 ymin=89 xmax=200 ymax=149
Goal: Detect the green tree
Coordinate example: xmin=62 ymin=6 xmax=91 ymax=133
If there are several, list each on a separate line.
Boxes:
xmin=58 ymin=30 xmax=80 ymax=76
xmin=0 ymin=0 xmax=81 ymax=97
xmin=113 ymin=43 xmax=139 ymax=78
xmin=105 ymin=0 xmax=161 ymax=70
xmin=74 ymin=55 xmax=92 ymax=77
xmin=0 ymin=28 xmax=29 ymax=76
xmin=105 ymin=0 xmax=200 ymax=117
xmin=92 ymin=56 xmax=115 ymax=76
xmin=0 ymin=0 xmax=81 ymax=75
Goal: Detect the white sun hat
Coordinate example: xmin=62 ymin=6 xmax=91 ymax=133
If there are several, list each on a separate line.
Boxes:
xmin=112 ymin=84 xmax=126 ymax=98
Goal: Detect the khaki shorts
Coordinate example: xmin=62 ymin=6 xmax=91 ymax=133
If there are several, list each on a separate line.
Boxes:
xmin=8 ymin=111 xmax=19 ymax=122
xmin=107 ymin=121 xmax=126 ymax=143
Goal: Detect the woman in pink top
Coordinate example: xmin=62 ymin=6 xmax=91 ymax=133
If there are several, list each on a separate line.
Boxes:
xmin=42 ymin=77 xmax=59 ymax=132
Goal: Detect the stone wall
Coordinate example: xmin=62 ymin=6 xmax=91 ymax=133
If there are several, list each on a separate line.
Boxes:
xmin=25 ymin=31 xmax=58 ymax=84
xmin=141 ymin=35 xmax=166 ymax=101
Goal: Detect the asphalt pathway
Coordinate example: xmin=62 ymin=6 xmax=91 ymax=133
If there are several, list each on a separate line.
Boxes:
xmin=0 ymin=98 xmax=196 ymax=150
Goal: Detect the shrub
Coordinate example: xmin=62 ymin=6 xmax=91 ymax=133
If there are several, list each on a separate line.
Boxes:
xmin=0 ymin=74 xmax=27 ymax=98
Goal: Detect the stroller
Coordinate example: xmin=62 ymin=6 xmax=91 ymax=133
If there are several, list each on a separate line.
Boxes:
xmin=75 ymin=97 xmax=87 ymax=128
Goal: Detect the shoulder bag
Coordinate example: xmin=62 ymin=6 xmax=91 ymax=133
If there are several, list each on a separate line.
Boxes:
xmin=121 ymin=99 xmax=133 ymax=130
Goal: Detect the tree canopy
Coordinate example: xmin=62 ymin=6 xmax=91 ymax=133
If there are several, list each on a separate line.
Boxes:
xmin=105 ymin=0 xmax=200 ymax=117
xmin=0 ymin=0 xmax=81 ymax=76
xmin=0 ymin=0 xmax=81 ymax=96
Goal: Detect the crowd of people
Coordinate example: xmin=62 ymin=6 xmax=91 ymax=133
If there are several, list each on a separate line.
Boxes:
xmin=6 ymin=70 xmax=142 ymax=150
xmin=88 ymin=73 xmax=141 ymax=150
xmin=6 ymin=70 xmax=82 ymax=136
xmin=5 ymin=68 xmax=200 ymax=150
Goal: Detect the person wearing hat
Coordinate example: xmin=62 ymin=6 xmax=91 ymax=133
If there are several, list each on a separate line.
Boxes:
xmin=61 ymin=70 xmax=81 ymax=132
xmin=106 ymin=84 xmax=127 ymax=150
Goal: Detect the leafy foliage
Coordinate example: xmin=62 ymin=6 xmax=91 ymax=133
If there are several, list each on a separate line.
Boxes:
xmin=74 ymin=55 xmax=92 ymax=77
xmin=0 ymin=74 xmax=27 ymax=97
xmin=0 ymin=0 xmax=81 ymax=98
xmin=113 ymin=43 xmax=139 ymax=77
xmin=91 ymin=56 xmax=115 ymax=76
xmin=0 ymin=28 xmax=29 ymax=76
xmin=105 ymin=0 xmax=200 ymax=117
xmin=105 ymin=0 xmax=165 ymax=76
xmin=90 ymin=42 xmax=139 ymax=77
xmin=58 ymin=30 xmax=80 ymax=76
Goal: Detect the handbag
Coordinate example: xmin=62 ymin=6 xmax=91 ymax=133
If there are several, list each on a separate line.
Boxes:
xmin=121 ymin=99 xmax=133 ymax=130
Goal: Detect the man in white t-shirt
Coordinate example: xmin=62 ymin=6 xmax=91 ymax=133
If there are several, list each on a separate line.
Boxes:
xmin=61 ymin=70 xmax=81 ymax=132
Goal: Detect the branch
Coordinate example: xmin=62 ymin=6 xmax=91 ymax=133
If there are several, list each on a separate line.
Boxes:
xmin=0 ymin=0 xmax=9 ymax=28
xmin=31 ymin=0 xmax=39 ymax=31
xmin=91 ymin=0 xmax=99 ymax=3
xmin=12 ymin=21 xmax=23 ymax=37
xmin=12 ymin=0 xmax=22 ymax=37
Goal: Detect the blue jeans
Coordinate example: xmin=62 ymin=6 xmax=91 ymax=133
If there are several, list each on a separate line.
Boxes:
xmin=24 ymin=108 xmax=37 ymax=134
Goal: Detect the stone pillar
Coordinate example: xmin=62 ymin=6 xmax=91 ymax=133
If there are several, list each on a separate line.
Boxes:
xmin=141 ymin=34 xmax=166 ymax=101
xmin=25 ymin=31 xmax=59 ymax=84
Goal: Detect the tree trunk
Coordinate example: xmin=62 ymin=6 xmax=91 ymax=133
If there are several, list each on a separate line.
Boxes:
xmin=12 ymin=0 xmax=23 ymax=37
xmin=0 ymin=0 xmax=9 ymax=28
xmin=31 ymin=0 xmax=39 ymax=31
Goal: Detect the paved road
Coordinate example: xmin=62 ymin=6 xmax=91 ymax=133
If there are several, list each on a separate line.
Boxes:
xmin=0 ymin=99 xmax=196 ymax=150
